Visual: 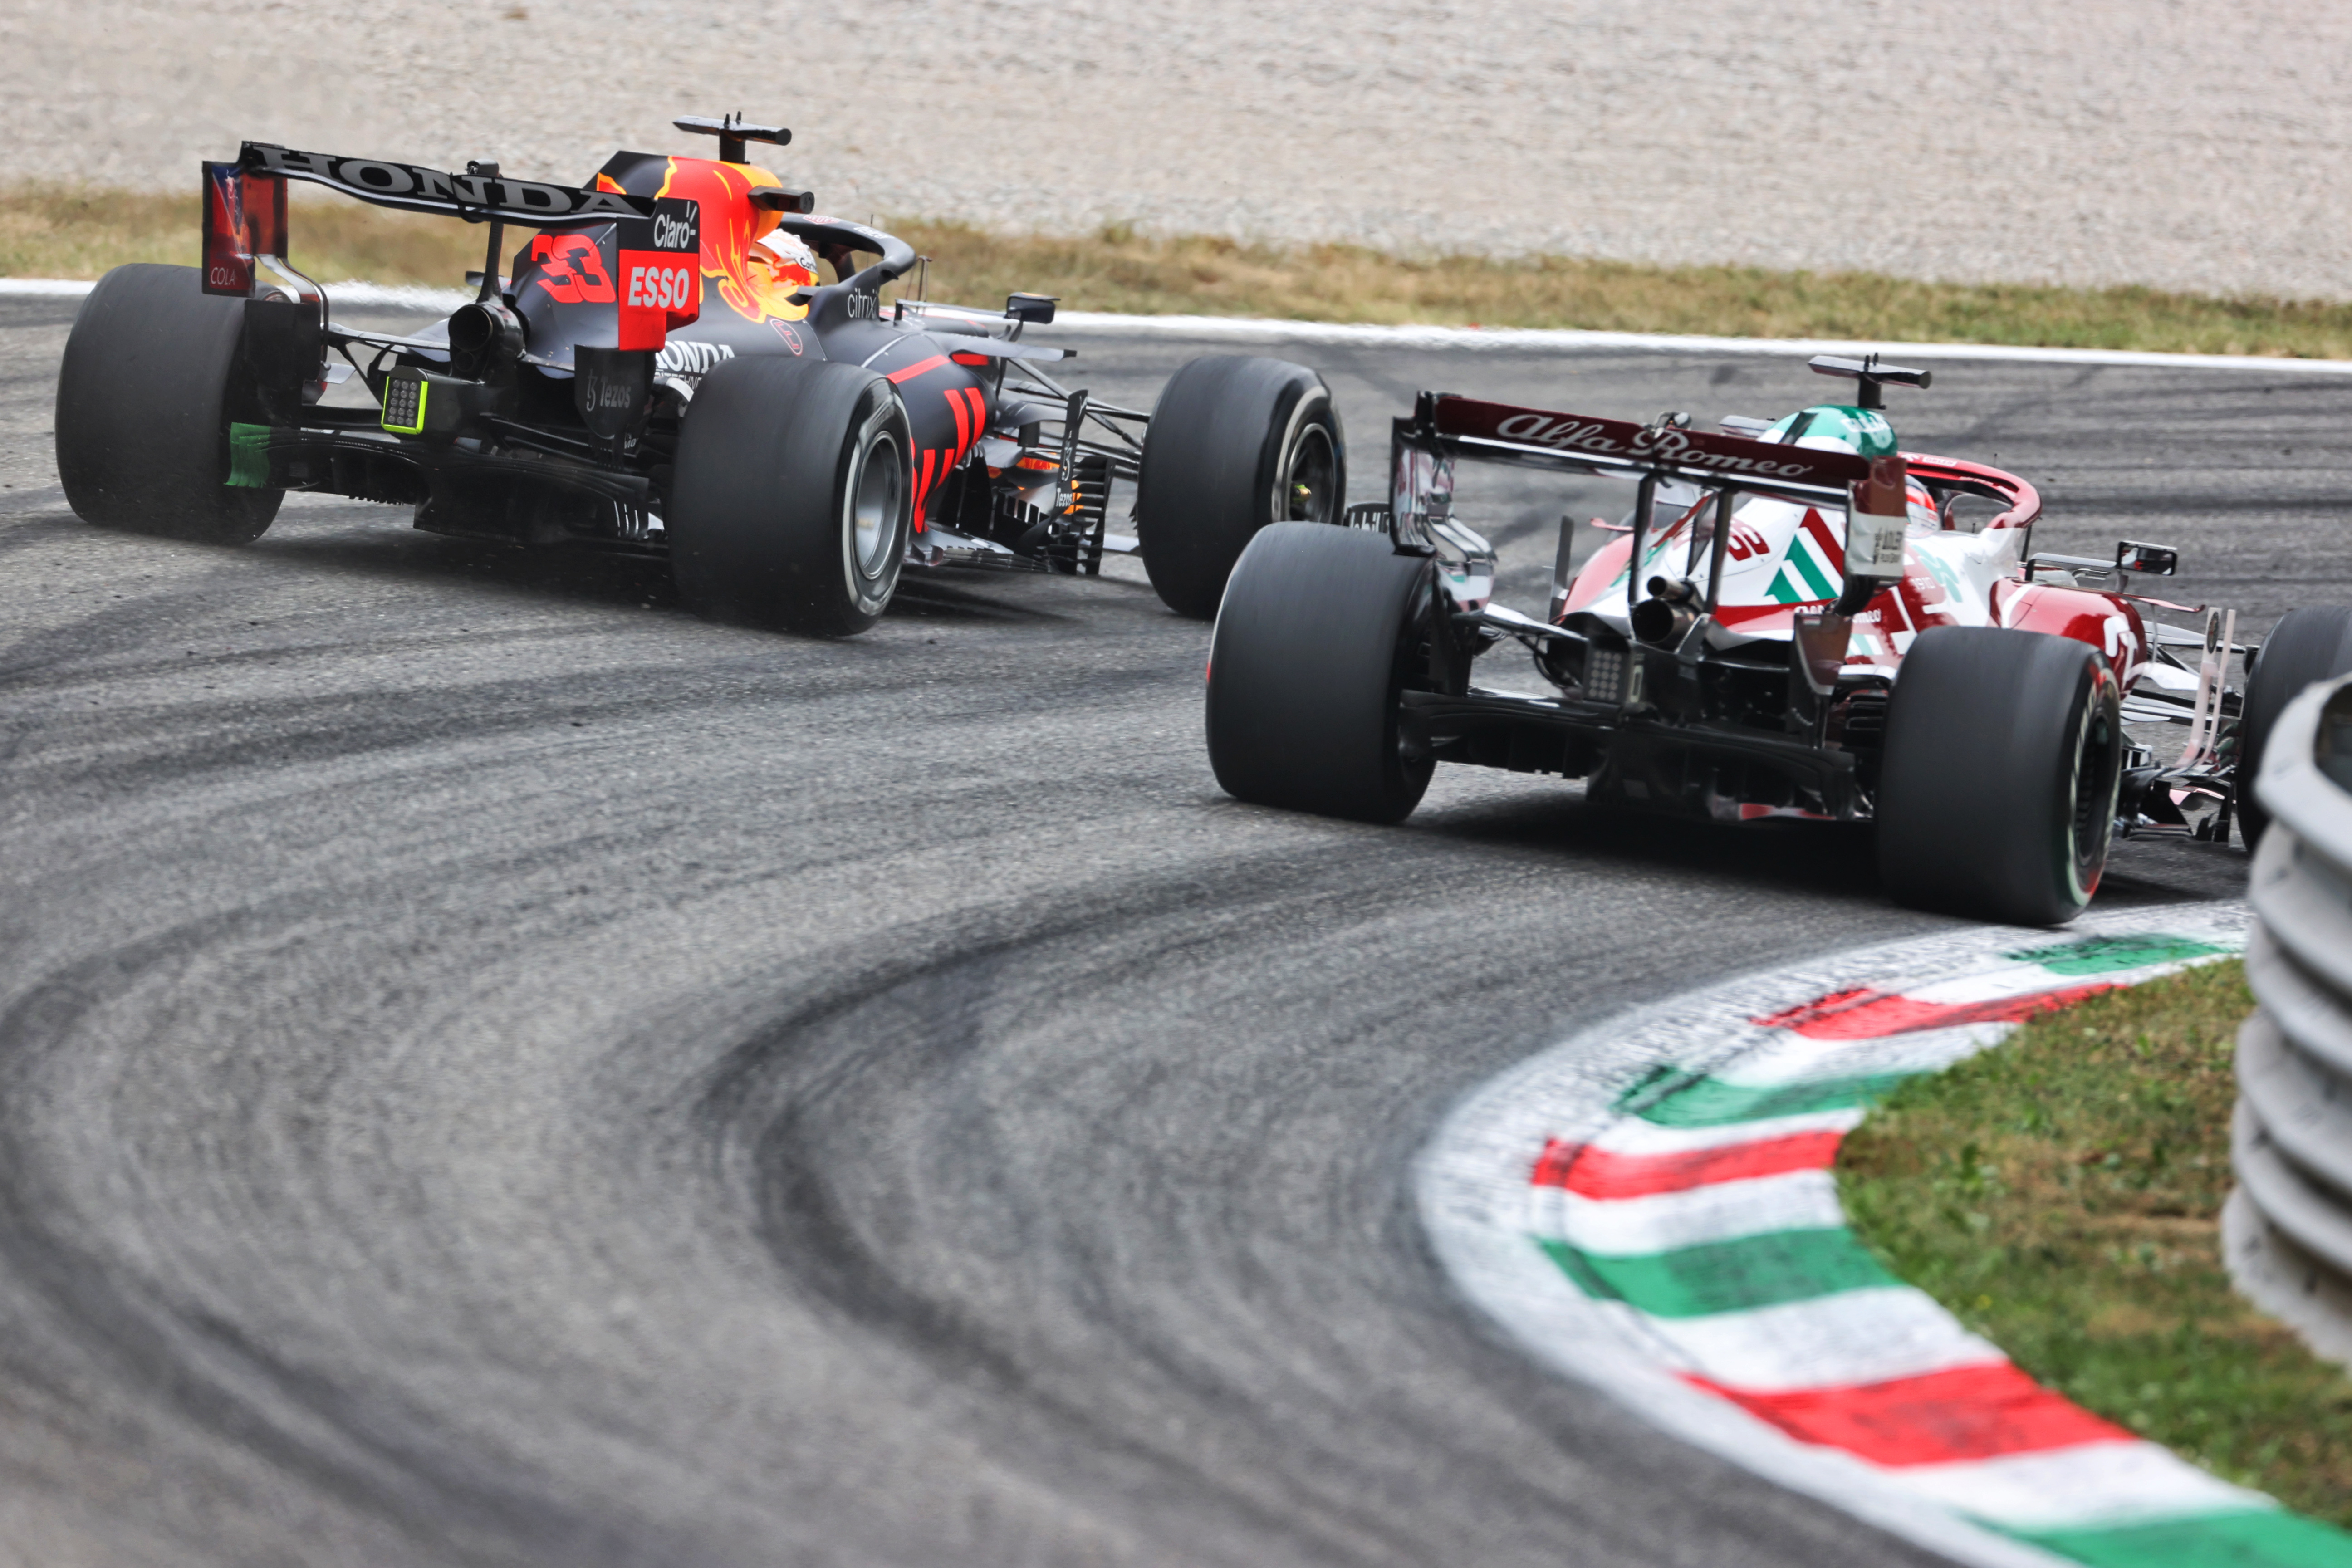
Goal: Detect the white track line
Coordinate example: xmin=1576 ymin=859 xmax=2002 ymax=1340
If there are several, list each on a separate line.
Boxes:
xmin=1051 ymin=312 xmax=2352 ymax=373
xmin=0 ymin=277 xmax=472 ymax=311
xmin=8 ymin=277 xmax=2352 ymax=373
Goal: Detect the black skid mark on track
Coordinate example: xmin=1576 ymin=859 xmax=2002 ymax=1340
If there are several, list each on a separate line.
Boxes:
xmin=0 ymin=564 xmax=267 ymax=681
xmin=0 ymin=485 xmax=68 ymax=524
xmin=1940 ymin=364 xmax=2102 ymax=449
xmin=1411 ymin=793 xmax=1886 ymax=901
xmin=687 ymin=848 xmax=1707 ymax=1568
xmin=695 ymin=910 xmax=1322 ymax=1529
xmin=0 ymin=911 xmax=680 ymax=1568
xmin=258 ymin=524 xmax=683 ymax=617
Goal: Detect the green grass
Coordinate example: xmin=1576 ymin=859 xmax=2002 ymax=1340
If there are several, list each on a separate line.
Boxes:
xmin=1837 ymin=960 xmax=2352 ymax=1526
xmin=12 ymin=184 xmax=2352 ymax=358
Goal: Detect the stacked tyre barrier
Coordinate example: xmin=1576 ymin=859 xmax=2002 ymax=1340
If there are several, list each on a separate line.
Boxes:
xmin=2230 ymin=672 xmax=2352 ymax=1362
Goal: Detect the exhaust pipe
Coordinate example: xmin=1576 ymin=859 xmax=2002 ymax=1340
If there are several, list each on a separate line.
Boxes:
xmin=1631 ymin=575 xmax=1699 ymax=647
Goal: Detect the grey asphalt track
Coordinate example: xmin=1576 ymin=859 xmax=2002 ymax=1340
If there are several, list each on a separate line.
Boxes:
xmin=0 ymin=295 xmax=2328 ymax=1568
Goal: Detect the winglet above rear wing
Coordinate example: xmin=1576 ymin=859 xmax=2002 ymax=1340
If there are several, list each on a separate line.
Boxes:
xmin=673 ymin=114 xmax=790 ymax=165
xmin=1808 ymin=353 xmax=1931 ymax=412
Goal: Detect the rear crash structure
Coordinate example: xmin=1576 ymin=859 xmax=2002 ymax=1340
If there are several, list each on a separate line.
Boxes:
xmin=54 ymin=119 xmax=1345 ymax=635
xmin=1205 ymin=357 xmax=2297 ymax=926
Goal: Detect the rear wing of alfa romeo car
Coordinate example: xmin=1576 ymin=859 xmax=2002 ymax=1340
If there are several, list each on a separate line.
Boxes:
xmin=201 ymin=142 xmax=702 ymax=350
xmin=1406 ymin=391 xmax=1869 ymax=506
xmin=1382 ymin=389 xmax=1876 ymax=625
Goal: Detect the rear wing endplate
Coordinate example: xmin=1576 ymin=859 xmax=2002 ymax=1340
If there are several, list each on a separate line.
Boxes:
xmin=202 ymin=161 xmax=289 ymax=298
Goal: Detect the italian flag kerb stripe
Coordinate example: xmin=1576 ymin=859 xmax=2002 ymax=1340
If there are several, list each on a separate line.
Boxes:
xmin=1499 ymin=919 xmax=2352 ymax=1568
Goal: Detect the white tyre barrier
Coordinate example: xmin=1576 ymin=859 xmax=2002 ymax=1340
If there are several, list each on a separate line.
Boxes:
xmin=2231 ymin=672 xmax=2352 ymax=1364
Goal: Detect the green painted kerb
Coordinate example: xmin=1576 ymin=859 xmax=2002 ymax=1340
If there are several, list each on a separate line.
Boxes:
xmin=2009 ymin=1507 xmax=2352 ymax=1568
xmin=1612 ymin=1063 xmax=1910 ymax=1128
xmin=2006 ymin=934 xmax=2229 ymax=977
xmin=1538 ymin=1227 xmax=1897 ymax=1318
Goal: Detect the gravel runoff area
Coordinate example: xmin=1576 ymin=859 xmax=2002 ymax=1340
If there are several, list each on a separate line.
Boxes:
xmin=4 ymin=0 xmax=2351 ymax=302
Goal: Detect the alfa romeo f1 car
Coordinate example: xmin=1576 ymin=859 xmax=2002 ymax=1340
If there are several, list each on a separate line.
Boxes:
xmin=1205 ymin=355 xmax=2350 ymax=925
xmin=54 ymin=117 xmax=1343 ymax=633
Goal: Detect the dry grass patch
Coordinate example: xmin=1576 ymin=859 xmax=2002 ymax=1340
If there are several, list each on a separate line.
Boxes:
xmin=893 ymin=220 xmax=2352 ymax=358
xmin=1838 ymin=959 xmax=2352 ymax=1525
xmin=10 ymin=185 xmax=2352 ymax=359
xmin=0 ymin=184 xmax=495 ymax=289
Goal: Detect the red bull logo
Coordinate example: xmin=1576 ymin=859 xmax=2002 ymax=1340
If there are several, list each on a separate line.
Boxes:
xmin=650 ymin=157 xmax=812 ymax=325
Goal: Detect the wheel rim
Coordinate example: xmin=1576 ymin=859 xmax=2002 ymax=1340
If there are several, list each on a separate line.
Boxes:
xmin=2063 ymin=668 xmax=2122 ymax=902
xmin=1280 ymin=421 xmax=1338 ymax=524
xmin=851 ymin=438 xmax=903 ymax=579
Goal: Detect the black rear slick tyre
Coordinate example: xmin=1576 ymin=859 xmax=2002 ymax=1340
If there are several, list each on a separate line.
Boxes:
xmin=669 ymin=356 xmax=913 ymax=637
xmin=1877 ymin=627 xmax=2123 ymax=926
xmin=1137 ymin=356 xmax=1345 ymax=621
xmin=2237 ymin=606 xmax=2352 ymax=848
xmin=1206 ymin=522 xmax=1433 ymax=823
xmin=55 ymin=263 xmax=282 ymax=543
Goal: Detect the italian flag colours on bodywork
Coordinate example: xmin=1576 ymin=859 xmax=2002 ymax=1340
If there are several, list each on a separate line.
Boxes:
xmin=1420 ymin=905 xmax=2352 ymax=1568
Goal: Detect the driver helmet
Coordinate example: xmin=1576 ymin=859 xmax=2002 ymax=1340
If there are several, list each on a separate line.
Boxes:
xmin=1763 ymin=403 xmax=1897 ymax=457
xmin=753 ymin=228 xmax=821 ymax=290
xmin=1765 ymin=405 xmax=1937 ymax=528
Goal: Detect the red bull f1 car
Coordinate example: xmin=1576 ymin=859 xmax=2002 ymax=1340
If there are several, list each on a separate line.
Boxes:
xmin=54 ymin=116 xmax=1343 ymax=633
xmin=1205 ymin=356 xmax=2349 ymax=925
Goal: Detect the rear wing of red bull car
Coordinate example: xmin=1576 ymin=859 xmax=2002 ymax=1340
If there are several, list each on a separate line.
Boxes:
xmin=204 ymin=142 xmax=703 ymax=352
xmin=186 ymin=137 xmax=724 ymax=539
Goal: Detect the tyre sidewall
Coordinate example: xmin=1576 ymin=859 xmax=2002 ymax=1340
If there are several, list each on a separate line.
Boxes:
xmin=1137 ymin=357 xmax=1346 ymax=620
xmin=1206 ymin=522 xmax=1432 ymax=823
xmin=1258 ymin=377 xmax=1341 ymax=529
xmin=670 ymin=357 xmax=910 ymax=636
xmin=1877 ymin=627 xmax=2121 ymax=924
xmin=833 ymin=384 xmax=912 ymax=621
xmin=2058 ymin=656 xmax=2123 ymax=909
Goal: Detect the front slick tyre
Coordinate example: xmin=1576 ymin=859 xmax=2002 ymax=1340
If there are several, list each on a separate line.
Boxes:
xmin=1206 ymin=522 xmax=1433 ymax=823
xmin=1137 ymin=355 xmax=1344 ymax=621
xmin=54 ymin=263 xmax=282 ymax=543
xmin=1876 ymin=626 xmax=2123 ymax=926
xmin=669 ymin=356 xmax=912 ymax=636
